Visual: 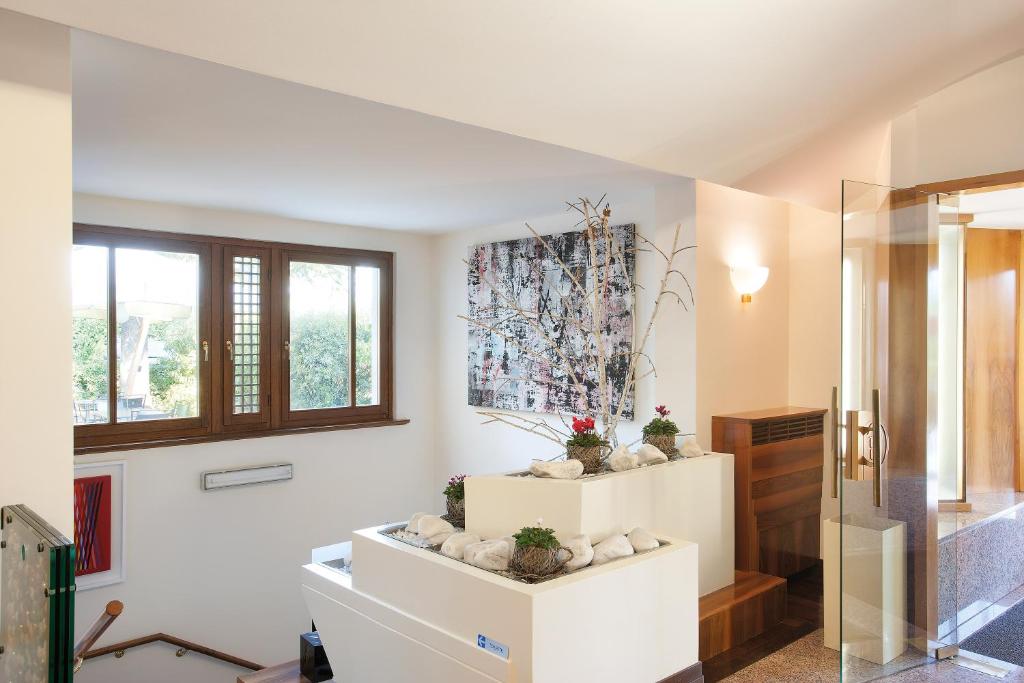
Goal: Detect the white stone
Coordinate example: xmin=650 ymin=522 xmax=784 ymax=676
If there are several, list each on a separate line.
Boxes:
xmin=463 ymin=539 xmax=511 ymax=571
xmin=608 ymin=445 xmax=638 ymax=472
xmin=561 ymin=534 xmax=595 ymax=570
xmin=679 ymin=436 xmax=704 ymax=459
xmin=529 ymin=459 xmax=584 ymax=479
xmin=418 ymin=516 xmax=456 ymax=545
xmin=591 ymin=534 xmax=635 ymax=566
xmin=440 ymin=532 xmax=481 ymax=559
xmin=635 ymin=444 xmax=669 ymax=465
xmin=628 ymin=527 xmax=660 ymax=552
xmin=405 ymin=512 xmax=428 ymax=533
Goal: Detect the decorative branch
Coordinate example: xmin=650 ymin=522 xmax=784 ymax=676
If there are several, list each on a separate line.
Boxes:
xmin=466 ymin=196 xmax=695 ymax=450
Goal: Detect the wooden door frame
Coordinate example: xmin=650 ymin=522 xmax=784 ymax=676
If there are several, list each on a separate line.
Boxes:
xmin=914 ymin=169 xmax=1024 ymax=494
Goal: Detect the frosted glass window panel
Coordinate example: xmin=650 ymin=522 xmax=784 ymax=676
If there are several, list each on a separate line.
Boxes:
xmin=115 ymin=248 xmax=200 ymax=421
xmin=289 ymin=261 xmax=351 ymax=410
xmin=231 ymin=256 xmax=262 ymax=414
xmin=355 ymin=266 xmax=381 ymax=406
xmin=72 ymin=245 xmax=110 ymax=425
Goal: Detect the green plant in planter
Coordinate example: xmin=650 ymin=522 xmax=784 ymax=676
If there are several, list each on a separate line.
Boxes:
xmin=444 ymin=474 xmax=467 ymax=501
xmin=513 ymin=524 xmax=560 ymax=550
xmin=642 ymin=405 xmax=680 ymax=438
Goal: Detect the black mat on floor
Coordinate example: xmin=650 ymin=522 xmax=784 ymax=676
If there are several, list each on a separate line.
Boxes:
xmin=960 ymin=599 xmax=1024 ymax=667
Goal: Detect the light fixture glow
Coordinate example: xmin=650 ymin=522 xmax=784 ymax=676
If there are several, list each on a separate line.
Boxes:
xmin=201 ymin=463 xmax=293 ymax=490
xmin=730 ymin=266 xmax=769 ymax=303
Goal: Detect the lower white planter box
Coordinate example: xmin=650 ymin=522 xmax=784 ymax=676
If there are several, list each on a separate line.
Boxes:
xmin=302 ymin=525 xmax=700 ymax=683
xmin=823 ymin=514 xmax=907 ymax=665
xmin=464 ymin=452 xmax=734 ymax=596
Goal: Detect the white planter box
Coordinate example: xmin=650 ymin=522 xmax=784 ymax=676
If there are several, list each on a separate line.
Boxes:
xmin=303 ymin=525 xmax=699 ymax=683
xmin=464 ymin=452 xmax=734 ymax=596
xmin=823 ymin=514 xmax=907 ymax=665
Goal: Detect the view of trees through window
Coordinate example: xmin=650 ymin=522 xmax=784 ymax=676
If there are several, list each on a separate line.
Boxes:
xmin=288 ymin=262 xmax=379 ymax=410
xmin=73 ymin=226 xmax=392 ymax=450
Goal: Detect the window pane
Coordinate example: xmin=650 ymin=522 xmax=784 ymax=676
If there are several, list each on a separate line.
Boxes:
xmin=115 ymin=248 xmax=199 ymax=421
xmin=72 ymin=245 xmax=110 ymax=425
xmin=231 ymin=255 xmax=262 ymax=414
xmin=289 ymin=261 xmax=350 ymax=410
xmin=355 ymin=266 xmax=380 ymax=406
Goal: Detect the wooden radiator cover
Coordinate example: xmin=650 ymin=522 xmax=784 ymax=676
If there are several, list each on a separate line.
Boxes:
xmin=712 ymin=407 xmax=826 ymax=577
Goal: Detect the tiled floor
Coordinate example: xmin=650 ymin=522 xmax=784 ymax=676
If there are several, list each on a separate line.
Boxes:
xmin=719 ymin=629 xmax=1023 ymax=682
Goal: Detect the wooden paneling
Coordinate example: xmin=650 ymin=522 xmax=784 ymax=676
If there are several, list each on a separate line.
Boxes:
xmin=713 ymin=408 xmax=825 ymax=577
xmin=965 ymin=228 xmax=1019 ymax=494
xmin=698 ymin=570 xmax=787 ymax=661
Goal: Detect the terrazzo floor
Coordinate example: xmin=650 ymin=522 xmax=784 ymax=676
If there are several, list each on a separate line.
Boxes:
xmin=938 ymin=491 xmax=1024 ymax=539
xmin=718 ymin=629 xmax=1024 ymax=682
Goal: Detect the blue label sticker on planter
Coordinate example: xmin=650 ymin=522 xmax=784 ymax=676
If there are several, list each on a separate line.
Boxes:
xmin=477 ymin=634 xmax=509 ymax=659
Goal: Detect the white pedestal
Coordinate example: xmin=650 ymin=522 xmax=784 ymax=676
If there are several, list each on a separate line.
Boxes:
xmin=464 ymin=452 xmax=734 ymax=596
xmin=823 ymin=514 xmax=907 ymax=665
xmin=303 ymin=525 xmax=700 ymax=683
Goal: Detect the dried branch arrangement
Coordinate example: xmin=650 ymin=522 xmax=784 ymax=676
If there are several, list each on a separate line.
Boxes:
xmin=461 ymin=196 xmax=694 ymax=450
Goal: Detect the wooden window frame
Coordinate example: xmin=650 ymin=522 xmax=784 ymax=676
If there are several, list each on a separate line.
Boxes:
xmin=73 ymin=224 xmax=398 ymax=454
xmin=279 ymin=249 xmax=393 ymax=429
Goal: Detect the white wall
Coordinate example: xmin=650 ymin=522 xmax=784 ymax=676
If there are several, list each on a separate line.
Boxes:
xmin=694 ymin=181 xmax=792 ymax=447
xmin=433 ymin=181 xmax=697 ymax=488
xmin=71 ymin=194 xmax=438 ymax=667
xmin=787 ymin=203 xmax=841 ymax=526
xmin=0 ymin=9 xmax=73 ymax=535
xmin=892 ymin=54 xmax=1024 ymax=187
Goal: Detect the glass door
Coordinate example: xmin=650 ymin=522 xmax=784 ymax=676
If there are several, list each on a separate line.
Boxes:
xmin=832 ymin=180 xmax=961 ymax=681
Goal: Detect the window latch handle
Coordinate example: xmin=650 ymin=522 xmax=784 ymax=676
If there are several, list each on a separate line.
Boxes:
xmin=225 ymin=340 xmax=233 ymax=361
xmin=284 ymin=340 xmax=290 ymax=358
xmin=201 ymin=340 xmax=209 ymax=362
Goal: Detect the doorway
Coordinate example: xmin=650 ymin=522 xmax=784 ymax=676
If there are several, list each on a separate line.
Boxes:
xmin=836 ymin=172 xmax=1024 ymax=681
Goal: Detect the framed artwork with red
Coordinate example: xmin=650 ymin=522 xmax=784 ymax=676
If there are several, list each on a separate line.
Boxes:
xmin=73 ymin=461 xmax=126 ymax=589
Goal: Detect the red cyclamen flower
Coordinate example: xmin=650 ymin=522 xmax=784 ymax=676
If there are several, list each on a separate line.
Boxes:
xmin=655 ymin=405 xmax=670 ymax=417
xmin=572 ymin=416 xmax=595 ymax=433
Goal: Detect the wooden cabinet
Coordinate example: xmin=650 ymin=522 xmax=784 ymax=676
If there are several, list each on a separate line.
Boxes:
xmin=712 ymin=406 xmax=826 ymax=578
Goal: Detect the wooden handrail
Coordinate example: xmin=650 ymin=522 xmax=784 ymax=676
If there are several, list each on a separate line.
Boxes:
xmin=74 ymin=600 xmax=123 ymax=661
xmin=82 ymin=632 xmax=263 ymax=672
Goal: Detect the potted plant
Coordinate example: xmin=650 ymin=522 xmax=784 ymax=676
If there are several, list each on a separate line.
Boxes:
xmin=510 ymin=522 xmax=572 ymax=577
xmin=643 ymin=405 xmax=679 ymax=455
xmin=444 ymin=474 xmax=467 ymax=527
xmin=567 ymin=416 xmax=608 ymax=474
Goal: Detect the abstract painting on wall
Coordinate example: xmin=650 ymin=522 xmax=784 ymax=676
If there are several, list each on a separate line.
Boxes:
xmin=467 ymin=223 xmax=635 ymax=418
xmin=74 ymin=474 xmax=112 ymax=576
xmin=73 ymin=461 xmax=126 ymax=589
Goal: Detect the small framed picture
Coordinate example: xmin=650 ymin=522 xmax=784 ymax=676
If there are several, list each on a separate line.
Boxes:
xmin=73 ymin=461 xmax=126 ymax=590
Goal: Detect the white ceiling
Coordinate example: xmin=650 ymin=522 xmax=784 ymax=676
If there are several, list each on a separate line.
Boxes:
xmin=961 ymin=187 xmax=1024 ymax=229
xmin=71 ymin=32 xmax=676 ymax=233
xmin=7 ymin=0 xmax=1024 ymax=196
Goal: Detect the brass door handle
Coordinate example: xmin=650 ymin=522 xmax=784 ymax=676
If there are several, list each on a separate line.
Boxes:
xmin=225 ymin=340 xmax=233 ymax=361
xmin=831 ymin=386 xmax=839 ymax=499
xmin=201 ymin=340 xmax=209 ymax=362
xmin=872 ymin=388 xmax=881 ymax=508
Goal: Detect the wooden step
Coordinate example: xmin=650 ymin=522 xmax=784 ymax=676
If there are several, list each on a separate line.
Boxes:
xmin=698 ymin=570 xmax=787 ymax=661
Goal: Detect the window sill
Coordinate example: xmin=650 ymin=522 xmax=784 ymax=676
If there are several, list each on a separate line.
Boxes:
xmin=73 ymin=418 xmax=411 ymax=455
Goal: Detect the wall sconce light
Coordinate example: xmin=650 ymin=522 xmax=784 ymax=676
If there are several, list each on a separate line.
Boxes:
xmin=730 ymin=266 xmax=769 ymax=303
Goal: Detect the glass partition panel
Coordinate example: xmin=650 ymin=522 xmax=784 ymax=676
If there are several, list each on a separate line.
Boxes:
xmin=0 ymin=505 xmax=75 ymax=683
xmin=836 ymin=181 xmax=960 ymax=681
